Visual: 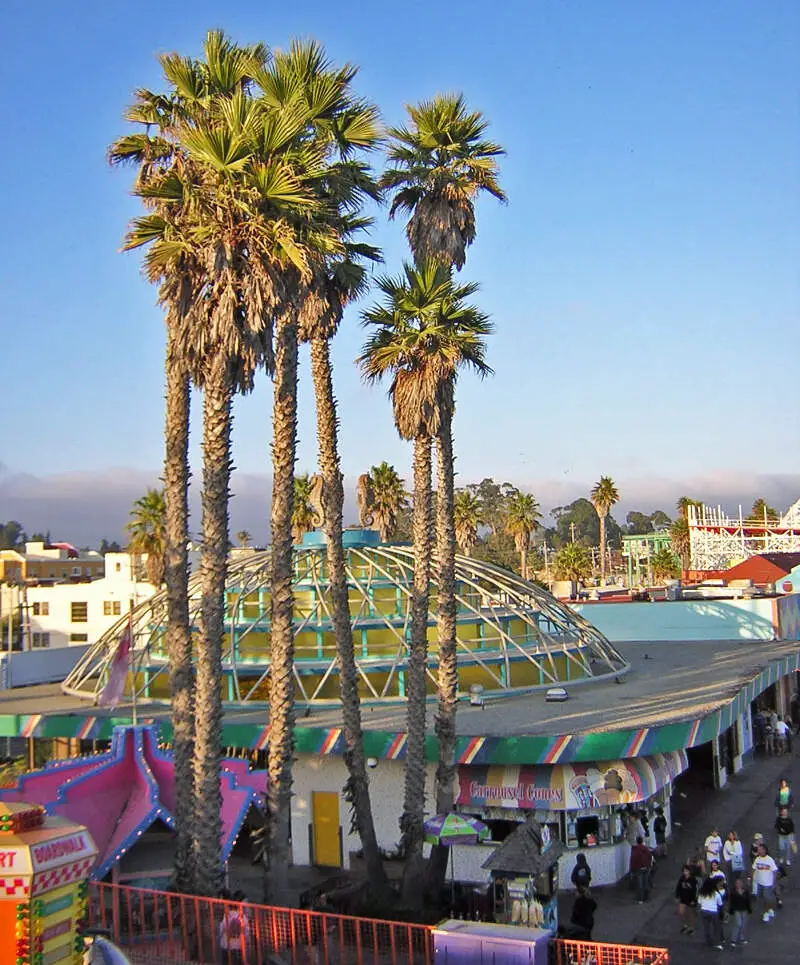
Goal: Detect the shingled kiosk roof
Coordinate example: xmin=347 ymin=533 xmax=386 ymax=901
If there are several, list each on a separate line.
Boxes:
xmin=481 ymin=818 xmax=565 ymax=877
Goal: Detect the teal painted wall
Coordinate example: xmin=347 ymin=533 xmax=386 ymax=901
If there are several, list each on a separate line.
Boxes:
xmin=570 ymin=598 xmax=777 ymax=642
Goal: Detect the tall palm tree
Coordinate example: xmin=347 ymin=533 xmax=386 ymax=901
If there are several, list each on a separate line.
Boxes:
xmin=454 ymin=490 xmax=482 ymax=556
xmin=127 ymin=488 xmax=167 ymax=586
xmin=590 ymin=476 xmax=620 ymax=582
xmin=359 ymin=262 xmax=492 ymax=902
xmin=369 ymin=462 xmax=408 ymax=542
xmin=381 ymin=93 xmax=506 ymax=270
xmin=504 ymin=492 xmax=542 ymax=579
xmin=110 ymin=84 xmax=201 ymax=892
xmin=236 ymin=530 xmax=252 ymax=547
xmin=256 ymin=41 xmax=387 ymax=904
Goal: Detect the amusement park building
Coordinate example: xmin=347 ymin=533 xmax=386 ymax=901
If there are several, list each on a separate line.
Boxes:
xmin=0 ymin=530 xmax=798 ymax=889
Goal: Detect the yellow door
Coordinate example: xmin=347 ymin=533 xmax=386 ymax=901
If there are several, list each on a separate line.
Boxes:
xmin=312 ymin=791 xmax=341 ymax=867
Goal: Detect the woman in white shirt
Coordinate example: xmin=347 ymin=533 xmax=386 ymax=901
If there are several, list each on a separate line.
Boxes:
xmin=722 ymin=831 xmax=744 ymax=880
xmin=697 ymin=876 xmax=725 ymax=949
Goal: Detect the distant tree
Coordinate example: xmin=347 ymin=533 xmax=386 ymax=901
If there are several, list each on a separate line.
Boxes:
xmin=369 ymin=463 xmax=408 ymax=542
xmin=99 ymin=539 xmax=122 ymax=555
xmin=504 ymin=492 xmax=542 ymax=578
xmin=750 ymin=498 xmax=779 ymax=522
xmin=590 ymin=476 xmax=620 ymax=581
xmin=127 ymin=489 xmax=166 ymax=586
xmin=650 ymin=546 xmax=681 ymax=582
xmin=548 ymin=498 xmax=623 ymax=550
xmin=0 ymin=522 xmax=26 ymax=550
xmin=29 ymin=531 xmax=50 ymax=544
xmin=649 ymin=510 xmax=672 ymax=529
xmin=236 ymin=530 xmax=252 ymax=548
xmin=466 ymin=478 xmax=517 ymax=535
xmin=553 ymin=543 xmax=592 ymax=582
xmin=291 ymin=475 xmax=316 ymax=544
xmin=626 ymin=511 xmax=653 ymax=535
xmin=454 ymin=490 xmax=483 ymax=557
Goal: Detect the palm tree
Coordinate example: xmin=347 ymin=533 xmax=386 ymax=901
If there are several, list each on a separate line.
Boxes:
xmin=236 ymin=530 xmax=252 ymax=548
xmin=127 ymin=488 xmax=167 ymax=586
xmin=369 ymin=463 xmax=408 ymax=542
xmin=504 ymin=492 xmax=542 ymax=579
xmin=553 ymin=543 xmax=592 ymax=582
xmin=381 ymin=93 xmax=506 ymax=270
xmin=590 ymin=476 xmax=620 ymax=582
xmin=650 ymin=546 xmax=680 ymax=582
xmin=359 ymin=262 xmax=492 ymax=902
xmin=292 ymin=474 xmax=317 ymax=543
xmin=454 ymin=490 xmax=483 ymax=556
xmin=671 ymin=496 xmax=701 ymax=573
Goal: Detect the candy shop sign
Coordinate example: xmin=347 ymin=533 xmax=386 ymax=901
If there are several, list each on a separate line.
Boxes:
xmin=467 ymin=781 xmax=563 ymax=806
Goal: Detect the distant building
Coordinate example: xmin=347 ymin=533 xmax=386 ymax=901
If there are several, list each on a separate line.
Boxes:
xmin=620 ymin=530 xmax=673 ymax=586
xmin=0 ymin=541 xmax=104 ymax=585
xmin=713 ymin=553 xmax=800 ymax=591
xmin=24 ymin=553 xmax=155 ymax=650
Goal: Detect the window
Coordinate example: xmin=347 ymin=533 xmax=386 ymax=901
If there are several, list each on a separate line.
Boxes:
xmin=115 ymin=562 xmax=122 ymax=573
xmin=71 ymin=566 xmax=81 ymax=577
xmin=70 ymin=602 xmax=88 ymax=623
xmin=69 ymin=633 xmax=88 ymax=643
xmin=32 ymin=602 xmax=50 ymax=616
xmin=32 ymin=632 xmax=50 ymax=649
xmin=103 ymin=601 xmax=121 ymax=617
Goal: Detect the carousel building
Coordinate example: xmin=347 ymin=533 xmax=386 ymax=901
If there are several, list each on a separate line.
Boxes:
xmin=2 ymin=529 xmax=797 ymax=889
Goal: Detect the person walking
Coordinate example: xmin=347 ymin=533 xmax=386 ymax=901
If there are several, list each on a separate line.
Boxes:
xmin=728 ymin=877 xmax=751 ymax=946
xmin=653 ymin=806 xmax=668 ymax=857
xmin=704 ymin=828 xmax=723 ymax=867
xmin=675 ymin=864 xmax=698 ymax=935
xmin=752 ymin=843 xmax=779 ymax=923
xmin=775 ymin=778 xmax=793 ymax=811
xmin=775 ymin=716 xmax=789 ymax=755
xmin=723 ymin=831 xmax=745 ymax=880
xmin=569 ymin=886 xmax=597 ymax=940
xmin=697 ymin=876 xmax=724 ymax=949
xmin=218 ymin=898 xmax=250 ymax=965
xmin=775 ymin=808 xmax=795 ymax=868
xmin=570 ymin=853 xmax=592 ymax=891
xmin=629 ymin=836 xmax=653 ymax=904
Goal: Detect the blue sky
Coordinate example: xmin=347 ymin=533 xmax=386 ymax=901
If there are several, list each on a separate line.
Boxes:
xmin=1 ymin=0 xmax=798 ymax=540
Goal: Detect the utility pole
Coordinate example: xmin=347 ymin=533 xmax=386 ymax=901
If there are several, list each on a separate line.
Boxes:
xmin=570 ymin=522 xmax=576 ymax=544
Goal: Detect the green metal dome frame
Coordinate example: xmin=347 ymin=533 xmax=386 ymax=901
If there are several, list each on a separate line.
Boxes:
xmin=62 ymin=530 xmax=628 ymax=708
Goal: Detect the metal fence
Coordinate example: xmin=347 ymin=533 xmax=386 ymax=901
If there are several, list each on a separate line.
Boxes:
xmin=551 ymin=938 xmax=669 ymax=965
xmin=88 ymin=882 xmax=434 ymax=965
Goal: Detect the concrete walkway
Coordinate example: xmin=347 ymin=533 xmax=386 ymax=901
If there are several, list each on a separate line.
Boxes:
xmin=560 ymin=746 xmax=798 ymax=963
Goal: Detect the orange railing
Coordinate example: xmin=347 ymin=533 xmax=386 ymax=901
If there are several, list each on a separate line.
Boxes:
xmin=88 ymin=881 xmax=434 ymax=965
xmin=552 ymin=938 xmax=669 ymax=965
xmin=87 ymin=883 xmax=669 ymax=965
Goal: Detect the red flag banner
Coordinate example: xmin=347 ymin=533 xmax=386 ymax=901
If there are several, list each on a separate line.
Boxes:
xmin=97 ymin=619 xmax=132 ymax=709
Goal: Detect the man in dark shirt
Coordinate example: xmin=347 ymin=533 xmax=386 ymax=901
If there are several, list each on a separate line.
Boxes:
xmin=775 ymin=809 xmax=795 ymax=867
xmin=629 ymin=836 xmax=653 ymax=903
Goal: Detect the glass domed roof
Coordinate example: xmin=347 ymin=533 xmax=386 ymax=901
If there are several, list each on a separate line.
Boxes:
xmin=63 ymin=529 xmax=628 ymax=707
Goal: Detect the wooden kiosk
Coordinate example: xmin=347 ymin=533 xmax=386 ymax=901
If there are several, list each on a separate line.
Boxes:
xmin=0 ymin=802 xmax=97 ymax=965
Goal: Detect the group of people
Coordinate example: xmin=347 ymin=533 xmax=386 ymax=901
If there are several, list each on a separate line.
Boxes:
xmin=674 ymin=778 xmax=795 ymax=949
xmin=753 ymin=707 xmax=794 ymax=756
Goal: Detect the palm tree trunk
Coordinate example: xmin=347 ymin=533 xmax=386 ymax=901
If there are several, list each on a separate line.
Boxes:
xmin=520 ymin=543 xmax=528 ymax=580
xmin=266 ymin=308 xmax=299 ymax=906
xmin=431 ymin=407 xmax=457 ymax=890
xmin=599 ymin=515 xmax=607 ymax=581
xmin=400 ymin=434 xmax=432 ymax=905
xmin=163 ymin=349 xmax=195 ymax=892
xmin=310 ymin=337 xmax=389 ymax=897
xmin=193 ymin=352 xmax=233 ymax=897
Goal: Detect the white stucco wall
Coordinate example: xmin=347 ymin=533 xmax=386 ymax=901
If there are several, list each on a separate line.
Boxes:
xmin=25 ymin=555 xmax=154 ymax=649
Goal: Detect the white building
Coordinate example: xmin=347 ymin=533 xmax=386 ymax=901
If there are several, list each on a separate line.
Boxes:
xmin=25 ymin=554 xmax=155 ymax=650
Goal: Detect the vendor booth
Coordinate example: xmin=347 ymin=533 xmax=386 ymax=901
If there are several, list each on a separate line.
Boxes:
xmin=482 ymin=818 xmax=563 ymax=931
xmin=457 ymin=751 xmax=686 ymax=887
xmin=0 ymin=801 xmax=97 ymax=965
